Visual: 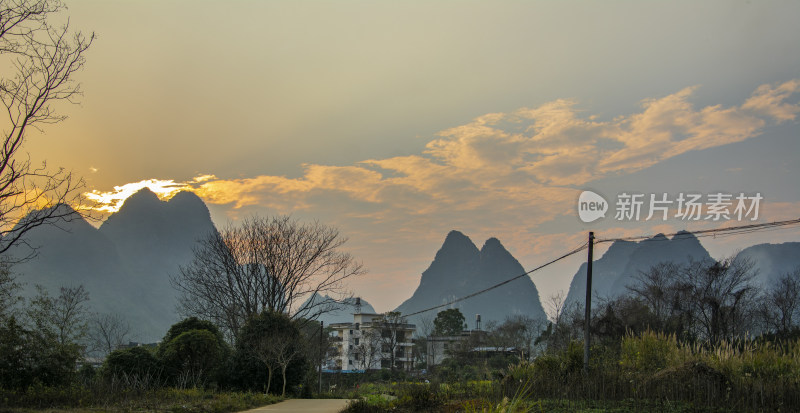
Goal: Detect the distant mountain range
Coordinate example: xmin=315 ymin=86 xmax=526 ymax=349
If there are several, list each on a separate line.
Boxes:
xmin=394 ymin=230 xmax=548 ymax=328
xmin=564 ymin=231 xmax=800 ymax=310
xmin=9 ymin=190 xmax=799 ymax=340
xmin=10 ymin=188 xmax=215 ymax=342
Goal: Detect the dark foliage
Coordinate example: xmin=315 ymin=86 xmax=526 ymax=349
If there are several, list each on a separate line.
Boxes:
xmin=231 ymin=311 xmax=309 ymax=395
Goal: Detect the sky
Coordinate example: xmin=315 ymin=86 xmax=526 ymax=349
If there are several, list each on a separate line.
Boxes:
xmin=22 ymin=0 xmax=800 ymax=313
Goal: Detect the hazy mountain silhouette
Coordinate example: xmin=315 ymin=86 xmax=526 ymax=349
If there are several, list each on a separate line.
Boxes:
xmin=564 ymin=231 xmax=712 ymax=308
xmin=300 ymin=293 xmax=378 ymax=326
xmin=736 ymin=242 xmax=800 ymax=287
xmin=563 ymin=232 xmax=800 ymax=311
xmin=11 ymin=189 xmax=215 ymax=342
xmin=394 ymin=230 xmax=547 ymax=328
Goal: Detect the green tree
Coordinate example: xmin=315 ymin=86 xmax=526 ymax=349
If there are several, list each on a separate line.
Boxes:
xmin=103 ymin=346 xmax=161 ymax=381
xmin=0 ymin=283 xmax=88 ymax=388
xmin=234 ymin=311 xmax=308 ymax=396
xmin=434 ymin=308 xmax=465 ymax=336
xmin=158 ymin=317 xmax=228 ymax=387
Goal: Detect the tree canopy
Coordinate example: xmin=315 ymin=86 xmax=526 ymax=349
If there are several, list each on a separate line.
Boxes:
xmin=434 ymin=308 xmax=465 ymax=336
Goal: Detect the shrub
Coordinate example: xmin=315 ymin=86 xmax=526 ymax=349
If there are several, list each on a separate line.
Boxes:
xmin=620 ymin=330 xmax=679 ymax=374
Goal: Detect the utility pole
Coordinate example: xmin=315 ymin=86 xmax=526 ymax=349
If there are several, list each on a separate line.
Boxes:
xmin=583 ymin=231 xmax=594 ymax=374
xmin=318 ymin=321 xmax=323 ymax=394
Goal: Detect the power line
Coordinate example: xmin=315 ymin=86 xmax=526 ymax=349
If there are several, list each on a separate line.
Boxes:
xmin=401 ymin=217 xmax=800 ymax=319
xmin=403 ymin=241 xmax=589 ymax=317
xmin=595 ymin=218 xmax=800 ymax=244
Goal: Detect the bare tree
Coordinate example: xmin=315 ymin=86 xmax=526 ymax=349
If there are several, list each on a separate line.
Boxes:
xmin=545 ymin=290 xmax=567 ymax=326
xmin=252 ymin=328 xmax=302 ymax=396
xmin=627 ymin=257 xmax=758 ymax=343
xmin=416 ymin=315 xmax=435 ymax=368
xmin=758 ymin=267 xmax=800 ymax=337
xmin=375 ymin=311 xmax=410 ymax=372
xmin=0 ymin=260 xmax=21 ymax=319
xmin=493 ymin=314 xmax=546 ymax=361
xmin=172 ymin=215 xmax=365 ymax=339
xmin=26 ymin=284 xmax=89 ymax=348
xmin=87 ymin=312 xmax=131 ymax=357
xmin=682 ymin=257 xmax=758 ymax=342
xmin=350 ymin=328 xmax=381 ymax=370
xmin=0 ymin=0 xmax=93 ymax=257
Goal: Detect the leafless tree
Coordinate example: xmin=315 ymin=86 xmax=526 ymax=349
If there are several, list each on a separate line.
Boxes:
xmin=627 ymin=257 xmax=758 ymax=343
xmin=250 ymin=336 xmax=278 ymax=395
xmin=627 ymin=262 xmax=682 ymax=324
xmin=0 ymin=0 xmax=93 ymax=257
xmin=493 ymin=314 xmax=546 ymax=360
xmin=350 ymin=327 xmax=381 ymax=370
xmin=758 ymin=267 xmax=800 ymax=337
xmin=545 ymin=290 xmax=567 ymax=326
xmin=252 ymin=329 xmax=302 ymax=397
xmin=415 ymin=315 xmax=435 ymax=368
xmin=172 ymin=215 xmax=365 ymax=339
xmin=681 ymin=257 xmax=758 ymax=342
xmin=26 ymin=284 xmax=89 ymax=348
xmin=0 ymin=260 xmax=21 ymax=319
xmin=375 ymin=311 xmax=410 ymax=371
xmin=87 ymin=312 xmax=131 ymax=357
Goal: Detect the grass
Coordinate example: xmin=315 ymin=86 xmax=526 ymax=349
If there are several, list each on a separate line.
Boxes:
xmin=340 ymin=333 xmax=800 ymax=412
xmin=0 ymin=387 xmax=282 ymax=413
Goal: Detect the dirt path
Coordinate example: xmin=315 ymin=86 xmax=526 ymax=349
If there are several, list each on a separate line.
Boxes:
xmin=239 ymin=399 xmax=351 ymax=413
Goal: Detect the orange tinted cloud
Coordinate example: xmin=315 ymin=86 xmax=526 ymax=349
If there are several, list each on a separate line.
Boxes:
xmin=85 ymin=80 xmax=799 ymax=228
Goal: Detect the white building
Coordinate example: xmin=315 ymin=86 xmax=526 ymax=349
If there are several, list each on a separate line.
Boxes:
xmin=330 ymin=313 xmax=416 ymax=371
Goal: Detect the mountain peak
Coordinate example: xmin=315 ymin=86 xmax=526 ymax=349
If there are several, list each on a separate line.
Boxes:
xmin=439 ymin=230 xmax=479 ymax=255
xmin=395 ymin=230 xmax=547 ymax=326
xmin=167 ymin=191 xmax=208 ymax=213
xmin=168 ymin=190 xmax=203 ymax=205
xmin=444 ymin=230 xmax=470 ymax=242
xmin=121 ymin=188 xmax=161 ymax=209
xmin=673 ymin=230 xmax=698 ymax=241
xmin=480 ymin=237 xmax=505 ymax=253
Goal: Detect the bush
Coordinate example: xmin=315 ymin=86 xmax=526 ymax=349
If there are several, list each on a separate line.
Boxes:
xmin=103 ymin=346 xmax=163 ymax=385
xmin=620 ymin=330 xmax=679 ymax=373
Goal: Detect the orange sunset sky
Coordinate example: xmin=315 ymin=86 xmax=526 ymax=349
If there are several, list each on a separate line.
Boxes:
xmin=20 ymin=0 xmax=800 ymax=312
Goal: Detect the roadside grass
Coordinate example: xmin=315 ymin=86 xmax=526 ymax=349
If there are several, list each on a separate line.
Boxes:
xmin=0 ymin=387 xmax=282 ymax=413
xmin=340 ymin=332 xmax=800 ymax=412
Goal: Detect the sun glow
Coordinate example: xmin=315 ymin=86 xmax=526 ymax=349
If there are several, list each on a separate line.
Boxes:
xmin=85 ymin=178 xmax=200 ymax=213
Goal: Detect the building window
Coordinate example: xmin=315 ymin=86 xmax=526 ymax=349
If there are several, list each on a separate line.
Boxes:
xmin=349 ymin=329 xmax=353 ymax=334
xmin=354 ymin=338 xmax=360 ymax=345
xmin=354 ymin=354 xmax=360 ymax=360
xmin=355 ymin=323 xmax=360 ymax=330
xmin=349 ymin=344 xmax=353 ymax=350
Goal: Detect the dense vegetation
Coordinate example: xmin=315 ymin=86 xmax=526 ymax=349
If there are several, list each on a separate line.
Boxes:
xmin=0 ymin=262 xmax=325 ymax=411
xmin=338 ymin=259 xmax=800 ymax=412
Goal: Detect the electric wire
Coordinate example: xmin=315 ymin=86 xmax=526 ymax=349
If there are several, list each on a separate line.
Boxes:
xmin=403 ymin=241 xmax=589 ymax=317
xmin=595 ymin=218 xmax=800 ymax=244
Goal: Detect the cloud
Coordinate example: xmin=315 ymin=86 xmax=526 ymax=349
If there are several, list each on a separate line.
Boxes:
xmin=742 ymin=79 xmax=800 ymax=122
xmin=85 ymin=80 xmax=799 ymax=232
xmin=85 ymin=179 xmax=193 ymax=212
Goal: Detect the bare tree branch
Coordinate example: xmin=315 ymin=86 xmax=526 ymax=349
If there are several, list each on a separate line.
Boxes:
xmin=0 ymin=0 xmax=94 ymax=258
xmin=172 ymin=215 xmax=365 ymax=339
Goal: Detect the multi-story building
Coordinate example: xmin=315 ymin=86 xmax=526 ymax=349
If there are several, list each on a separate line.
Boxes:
xmin=330 ymin=313 xmax=416 ymax=371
